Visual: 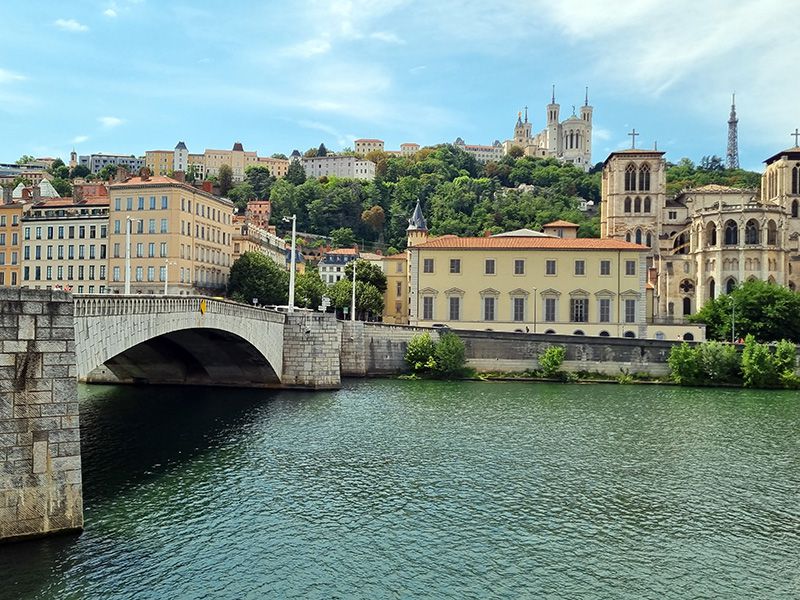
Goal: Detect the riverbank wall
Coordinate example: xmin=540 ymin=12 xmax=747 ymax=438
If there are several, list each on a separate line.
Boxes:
xmin=340 ymin=322 xmax=682 ymax=377
xmin=0 ymin=289 xmax=83 ymax=543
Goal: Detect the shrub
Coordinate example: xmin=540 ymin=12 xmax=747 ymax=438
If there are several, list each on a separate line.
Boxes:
xmin=405 ymin=333 xmax=437 ymax=374
xmin=667 ymin=343 xmax=703 ymax=385
xmin=741 ymin=335 xmax=778 ymax=388
xmin=699 ymin=340 xmax=741 ymax=383
xmin=773 ymin=340 xmax=797 ymax=374
xmin=538 ymin=346 xmax=565 ymax=378
xmin=433 ymin=331 xmax=467 ymax=377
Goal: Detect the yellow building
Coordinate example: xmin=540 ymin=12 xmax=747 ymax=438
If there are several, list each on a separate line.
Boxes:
xmin=0 ymin=201 xmax=25 ymax=286
xmin=107 ymin=174 xmax=235 ymax=294
xmin=144 ymin=150 xmax=173 ymax=176
xmin=146 ymin=143 xmax=290 ymax=182
xmin=406 ymin=201 xmax=704 ymax=340
xmin=381 ymin=253 xmax=408 ymax=324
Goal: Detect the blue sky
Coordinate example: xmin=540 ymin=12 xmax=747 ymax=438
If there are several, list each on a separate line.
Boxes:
xmin=0 ymin=0 xmax=795 ymax=172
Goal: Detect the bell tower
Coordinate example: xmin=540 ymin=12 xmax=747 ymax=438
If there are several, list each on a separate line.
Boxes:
xmin=546 ymin=85 xmax=560 ymax=153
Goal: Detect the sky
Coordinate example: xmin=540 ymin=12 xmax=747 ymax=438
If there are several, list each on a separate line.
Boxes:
xmin=0 ymin=0 xmax=796 ymax=172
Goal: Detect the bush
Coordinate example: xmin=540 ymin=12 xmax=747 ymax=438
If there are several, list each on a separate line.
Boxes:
xmin=741 ymin=335 xmax=778 ymax=388
xmin=405 ymin=333 xmax=437 ymax=374
xmin=699 ymin=340 xmax=741 ymax=383
xmin=538 ymin=346 xmax=565 ymax=378
xmin=433 ymin=332 xmax=467 ymax=377
xmin=667 ymin=343 xmax=702 ymax=385
xmin=773 ymin=340 xmax=797 ymax=374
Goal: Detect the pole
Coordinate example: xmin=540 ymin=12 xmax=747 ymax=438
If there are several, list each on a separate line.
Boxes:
xmin=350 ymin=259 xmax=357 ymax=322
xmin=124 ymin=217 xmax=131 ymax=295
xmin=288 ymin=215 xmax=296 ymax=312
xmin=163 ymin=259 xmax=169 ymax=296
xmin=532 ymin=287 xmax=537 ymax=333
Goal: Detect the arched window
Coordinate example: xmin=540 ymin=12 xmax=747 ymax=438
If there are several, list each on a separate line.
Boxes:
xmin=673 ymin=233 xmax=688 ymax=255
xmin=624 ymin=197 xmax=632 ymax=213
xmin=599 ymin=331 xmax=610 ymax=337
xmin=767 ymin=220 xmax=777 ymax=245
xmin=706 ymin=222 xmax=717 ymax=246
xmin=624 ymin=164 xmax=636 ymax=191
xmin=724 ymin=220 xmax=738 ymax=245
xmin=623 ymin=331 xmax=636 ymax=338
xmin=726 ymin=278 xmax=736 ymax=294
xmin=638 ymin=163 xmax=651 ymax=191
xmin=635 ymin=229 xmax=642 ymax=244
xmin=792 ymin=200 xmax=798 ymax=218
xmin=625 ymin=232 xmax=631 ymax=242
xmin=634 ymin=197 xmax=642 ymax=213
xmin=793 ymin=165 xmax=799 ymax=195
xmin=545 ymin=329 xmax=556 ymax=334
xmin=573 ymin=330 xmax=584 ymax=336
xmin=643 ymin=196 xmax=651 ymax=212
xmin=683 ymin=332 xmax=694 ymax=341
xmin=682 ymin=296 xmax=691 ymax=315
xmin=646 ymin=232 xmax=652 ymax=247
xmin=744 ymin=219 xmax=759 ymax=244
xmin=709 ymin=278 xmax=715 ymax=299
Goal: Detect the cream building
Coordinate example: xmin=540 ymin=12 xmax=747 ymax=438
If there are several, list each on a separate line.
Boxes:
xmin=20 ymin=196 xmax=109 ymax=294
xmin=145 ymin=142 xmax=289 ymax=182
xmin=354 ymin=139 xmax=384 ymax=155
xmin=503 ymin=88 xmax=594 ymax=171
xmin=0 ymin=197 xmax=25 ymax=287
xmin=381 ymin=253 xmax=408 ymax=324
xmin=600 ymin=142 xmax=800 ymax=323
xmin=301 ymin=155 xmax=376 ymax=180
xmin=453 ymin=138 xmax=504 ymax=163
xmin=107 ymin=174 xmax=235 ymax=295
xmin=400 ymin=143 xmax=420 ymax=157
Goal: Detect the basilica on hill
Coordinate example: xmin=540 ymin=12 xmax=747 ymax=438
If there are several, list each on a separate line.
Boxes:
xmin=600 ymin=112 xmax=800 ymax=324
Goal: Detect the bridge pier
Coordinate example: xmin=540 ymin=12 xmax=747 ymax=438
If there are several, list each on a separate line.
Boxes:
xmin=0 ymin=289 xmax=83 ymax=543
xmin=282 ymin=313 xmax=341 ymax=389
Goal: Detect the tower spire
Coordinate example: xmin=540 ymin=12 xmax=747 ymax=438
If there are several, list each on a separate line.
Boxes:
xmin=585 ymin=86 xmax=589 ymax=107
xmin=524 ymin=105 xmax=528 ymax=123
xmin=551 ymin=84 xmax=555 ymax=104
xmin=726 ymin=92 xmax=740 ymax=169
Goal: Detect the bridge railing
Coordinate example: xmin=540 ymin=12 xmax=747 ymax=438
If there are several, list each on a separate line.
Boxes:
xmin=73 ymin=295 xmax=285 ymax=324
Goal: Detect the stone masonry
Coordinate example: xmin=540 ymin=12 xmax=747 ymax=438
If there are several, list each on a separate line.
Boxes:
xmin=0 ymin=289 xmax=82 ymax=543
xmin=282 ymin=312 xmax=341 ymax=389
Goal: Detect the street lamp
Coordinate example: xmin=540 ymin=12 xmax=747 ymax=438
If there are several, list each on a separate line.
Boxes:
xmin=124 ymin=217 xmax=133 ymax=294
xmin=731 ymin=296 xmax=736 ymax=343
xmin=350 ymin=258 xmax=357 ymax=322
xmin=163 ymin=259 xmax=177 ymax=295
xmin=283 ymin=214 xmax=297 ymax=312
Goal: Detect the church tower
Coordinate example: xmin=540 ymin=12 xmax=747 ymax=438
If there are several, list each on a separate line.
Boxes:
xmin=580 ymin=87 xmax=593 ymax=167
xmin=546 ymin=85 xmax=561 ymax=154
xmin=69 ymin=149 xmax=77 ymax=170
xmin=406 ymin=199 xmax=429 ymax=247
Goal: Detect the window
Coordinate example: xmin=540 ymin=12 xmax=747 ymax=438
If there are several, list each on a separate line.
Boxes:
xmin=150 ymin=196 xmax=156 ymax=210
xmin=638 ymin=164 xmax=650 ymax=191
xmin=47 ymin=226 xmax=53 ymax=240
xmin=545 ymin=260 xmax=556 ymax=275
xmin=148 ymin=242 xmax=155 ymax=257
xmin=449 ymin=296 xmax=460 ymax=320
xmin=88 ymin=265 xmax=95 ymax=280
xmin=625 ymin=260 xmax=636 ymax=275
xmin=160 ymin=242 xmax=167 ymax=257
xmin=634 ymin=197 xmax=641 ymax=213
xmin=599 ymin=298 xmax=610 ymax=322
xmin=113 ymin=243 xmax=120 ymax=258
xmin=574 ymin=260 xmax=585 ymax=275
xmin=423 ymin=258 xmax=434 ymax=273
xmin=635 ymin=229 xmax=642 ymax=245
xmin=67 ymin=265 xmax=73 ymax=279
xmin=624 ymin=164 xmax=636 ymax=191
xmin=23 ymin=246 xmax=29 ymax=260
xmin=147 ymin=266 xmax=155 ymax=281
xmin=449 ymin=259 xmax=461 ymax=274
xmin=483 ymin=296 xmax=496 ymax=321
xmin=135 ymin=267 xmax=143 ymax=281
xmin=136 ymin=243 xmax=143 ymax=257
xmin=77 ymin=265 xmax=84 ymax=280
xmin=514 ymin=259 xmax=525 ymax=275
xmin=724 ymin=220 xmax=738 ymax=245
xmin=99 ymin=265 xmax=106 ymax=279
xmin=668 ymin=210 xmax=677 ymax=220
xmin=115 ymin=198 xmax=121 ymax=211
xmin=46 ymin=266 xmax=52 ymax=280
xmin=570 ymin=298 xmax=588 ymax=322
xmin=744 ymin=220 xmax=759 ymax=245
xmin=162 ymin=196 xmax=168 ymax=209
xmin=160 ymin=266 xmax=166 ymax=281
xmin=485 ymin=259 xmax=495 ymax=275
xmin=513 ymin=297 xmax=525 ymax=322
xmin=35 ymin=246 xmax=41 ymax=260
xmin=600 ymin=260 xmax=611 ymax=275
xmin=544 ymin=297 xmax=557 ymax=322
xmin=793 ymin=166 xmax=799 ymax=195
xmin=137 ymin=220 xmax=144 ymax=234
xmin=148 ymin=219 xmax=156 ymax=234
xmin=35 ymin=226 xmax=42 ymax=240
xmin=395 ymin=262 xmax=404 ymax=273
xmin=126 ymin=197 xmax=133 ymax=210
xmin=161 ymin=219 xmax=168 ymax=233
xmin=114 ymin=220 xmax=121 ymax=234
xmin=422 ymin=296 xmax=434 ymax=320
xmin=138 ymin=197 xmax=145 ymax=210
xmin=24 ymin=227 xmax=30 ymax=240
xmin=68 ymin=245 xmax=74 ymax=259
xmin=57 ymin=266 xmax=63 ymax=280
xmin=624 ymin=299 xmax=636 ymax=323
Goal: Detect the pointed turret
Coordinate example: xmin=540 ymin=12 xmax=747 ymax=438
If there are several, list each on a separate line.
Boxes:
xmin=406 ymin=199 xmax=429 ymax=247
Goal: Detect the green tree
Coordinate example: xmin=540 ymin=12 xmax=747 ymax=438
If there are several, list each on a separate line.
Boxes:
xmin=344 ymin=258 xmax=387 ymax=293
xmin=228 ymin=252 xmax=289 ymax=306
xmin=361 ymin=205 xmax=386 ymax=237
xmin=667 ymin=343 xmax=703 ymax=385
xmin=285 ymin=160 xmax=306 ymax=185
xmin=690 ymin=279 xmax=800 ymax=342
xmin=329 ymin=278 xmax=384 ymax=320
xmin=50 ymin=178 xmax=72 ymax=197
xmin=186 ymin=164 xmax=199 ymax=184
xmin=317 ymin=143 xmax=328 ymax=157
xmin=271 ymin=153 xmax=288 ymax=160
xmin=538 ymin=346 xmax=565 ymax=377
xmin=69 ymin=165 xmax=91 ymax=179
xmin=294 ymin=268 xmax=326 ymax=309
xmin=228 ymin=182 xmax=256 ymax=210
xmin=433 ymin=331 xmax=467 ymax=377
xmin=98 ymin=164 xmax=118 ymax=181
xmin=245 ymin=164 xmax=274 ymax=198
xmin=218 ymin=164 xmax=233 ymax=196
xmin=405 ymin=333 xmax=437 ymax=374
xmin=330 ymin=227 xmax=356 ymax=248
xmin=16 ymin=155 xmax=35 ymax=165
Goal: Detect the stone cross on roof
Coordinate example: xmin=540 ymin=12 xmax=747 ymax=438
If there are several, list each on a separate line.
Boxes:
xmin=628 ymin=129 xmax=639 ymax=149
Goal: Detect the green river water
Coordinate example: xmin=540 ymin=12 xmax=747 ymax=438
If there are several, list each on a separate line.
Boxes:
xmin=0 ymin=379 xmax=798 ymax=599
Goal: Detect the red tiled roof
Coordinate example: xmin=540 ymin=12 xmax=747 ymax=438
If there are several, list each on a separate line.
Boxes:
xmin=109 ymin=175 xmax=183 ymax=187
xmin=355 ymin=138 xmax=383 ymax=143
xmin=327 ymin=248 xmax=359 ymax=255
xmin=384 ymin=254 xmax=407 ymax=260
xmin=31 ymin=196 xmax=109 ymax=208
xmin=413 ymin=236 xmax=647 ymax=251
xmin=543 ymin=220 xmax=579 ymax=228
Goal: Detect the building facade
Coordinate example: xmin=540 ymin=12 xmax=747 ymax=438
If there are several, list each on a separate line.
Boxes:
xmin=354 ymin=139 xmax=384 ymax=155
xmin=79 ymin=153 xmax=145 ymax=175
xmin=0 ymin=199 xmax=24 ymax=287
xmin=107 ymin=175 xmax=235 ymax=295
xmin=381 ymin=253 xmax=408 ymax=324
xmin=502 ymin=89 xmax=593 ymax=171
xmin=453 ymin=138 xmax=504 ymax=163
xmin=318 ymin=248 xmax=358 ymax=284
xmin=301 ymin=156 xmax=376 ymax=180
xmin=145 ymin=142 xmax=290 ymax=182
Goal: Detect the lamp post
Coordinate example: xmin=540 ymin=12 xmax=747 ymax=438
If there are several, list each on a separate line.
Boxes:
xmin=350 ymin=259 xmax=357 ymax=322
xmin=124 ymin=217 xmax=132 ymax=295
xmin=532 ymin=287 xmax=537 ymax=333
xmin=731 ymin=297 xmax=736 ymax=343
xmin=283 ymin=215 xmax=297 ymax=312
xmin=163 ymin=259 xmax=176 ymax=295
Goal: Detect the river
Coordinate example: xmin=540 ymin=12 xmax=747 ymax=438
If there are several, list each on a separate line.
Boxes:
xmin=0 ymin=380 xmax=798 ymax=599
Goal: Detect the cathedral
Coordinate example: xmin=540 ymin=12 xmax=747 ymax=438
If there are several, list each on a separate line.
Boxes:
xmin=503 ymin=86 xmax=594 ymax=171
xmin=600 ymin=136 xmax=800 ymax=323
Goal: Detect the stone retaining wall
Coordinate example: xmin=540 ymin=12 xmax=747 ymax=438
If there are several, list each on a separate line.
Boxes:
xmin=0 ymin=289 xmax=82 ymax=542
xmin=282 ymin=313 xmax=341 ymax=389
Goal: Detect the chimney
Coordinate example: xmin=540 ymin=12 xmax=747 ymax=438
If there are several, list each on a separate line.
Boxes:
xmin=173 ymin=170 xmax=185 ymax=183
xmin=483 ymin=229 xmax=492 ymax=237
xmin=1 ymin=185 xmax=11 ymax=205
xmin=201 ymin=180 xmax=213 ymax=194
xmin=115 ymin=166 xmax=129 ymax=183
xmin=32 ymin=185 xmax=41 ymax=203
xmin=139 ymin=167 xmax=151 ymax=181
xmin=73 ymin=184 xmax=84 ymax=204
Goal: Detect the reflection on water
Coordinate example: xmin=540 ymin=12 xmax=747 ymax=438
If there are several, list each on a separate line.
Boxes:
xmin=0 ymin=380 xmax=798 ymax=599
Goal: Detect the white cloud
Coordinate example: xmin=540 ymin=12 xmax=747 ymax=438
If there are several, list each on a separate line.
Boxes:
xmin=104 ymin=8 xmax=118 ymax=17
xmin=297 ymin=120 xmax=356 ymax=148
xmin=0 ymin=68 xmax=25 ymax=83
xmin=369 ymin=31 xmax=404 ymax=44
xmin=54 ymin=18 xmax=89 ymax=32
xmin=98 ymin=116 xmax=124 ymax=128
xmin=281 ymin=38 xmax=332 ymax=59
xmin=72 ymin=135 xmax=89 ymax=144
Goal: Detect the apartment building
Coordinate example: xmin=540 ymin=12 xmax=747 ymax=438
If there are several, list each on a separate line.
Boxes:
xmin=145 ymin=142 xmax=289 ymax=181
xmin=107 ymin=174 xmax=235 ymax=294
xmin=79 ymin=153 xmax=145 ymax=174
xmin=381 ymin=253 xmax=408 ymax=324
xmin=301 ymin=155 xmax=376 ymax=181
xmin=0 ymin=198 xmax=25 ymax=286
xmin=354 ymin=139 xmax=384 ymax=155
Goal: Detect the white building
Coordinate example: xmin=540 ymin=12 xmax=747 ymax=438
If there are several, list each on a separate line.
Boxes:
xmin=453 ymin=138 xmax=504 ymax=163
xmin=301 ymin=155 xmax=376 ymax=181
xmin=79 ymin=153 xmax=145 ymax=175
xmin=354 ymin=139 xmax=384 ymax=155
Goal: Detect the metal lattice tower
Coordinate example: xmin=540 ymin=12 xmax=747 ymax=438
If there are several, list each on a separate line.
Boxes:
xmin=726 ymin=93 xmax=740 ymax=169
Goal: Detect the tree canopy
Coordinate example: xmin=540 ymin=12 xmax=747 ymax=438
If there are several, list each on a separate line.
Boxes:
xmin=228 ymin=251 xmax=289 ymax=306
xmin=218 ymin=164 xmax=233 ymax=196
